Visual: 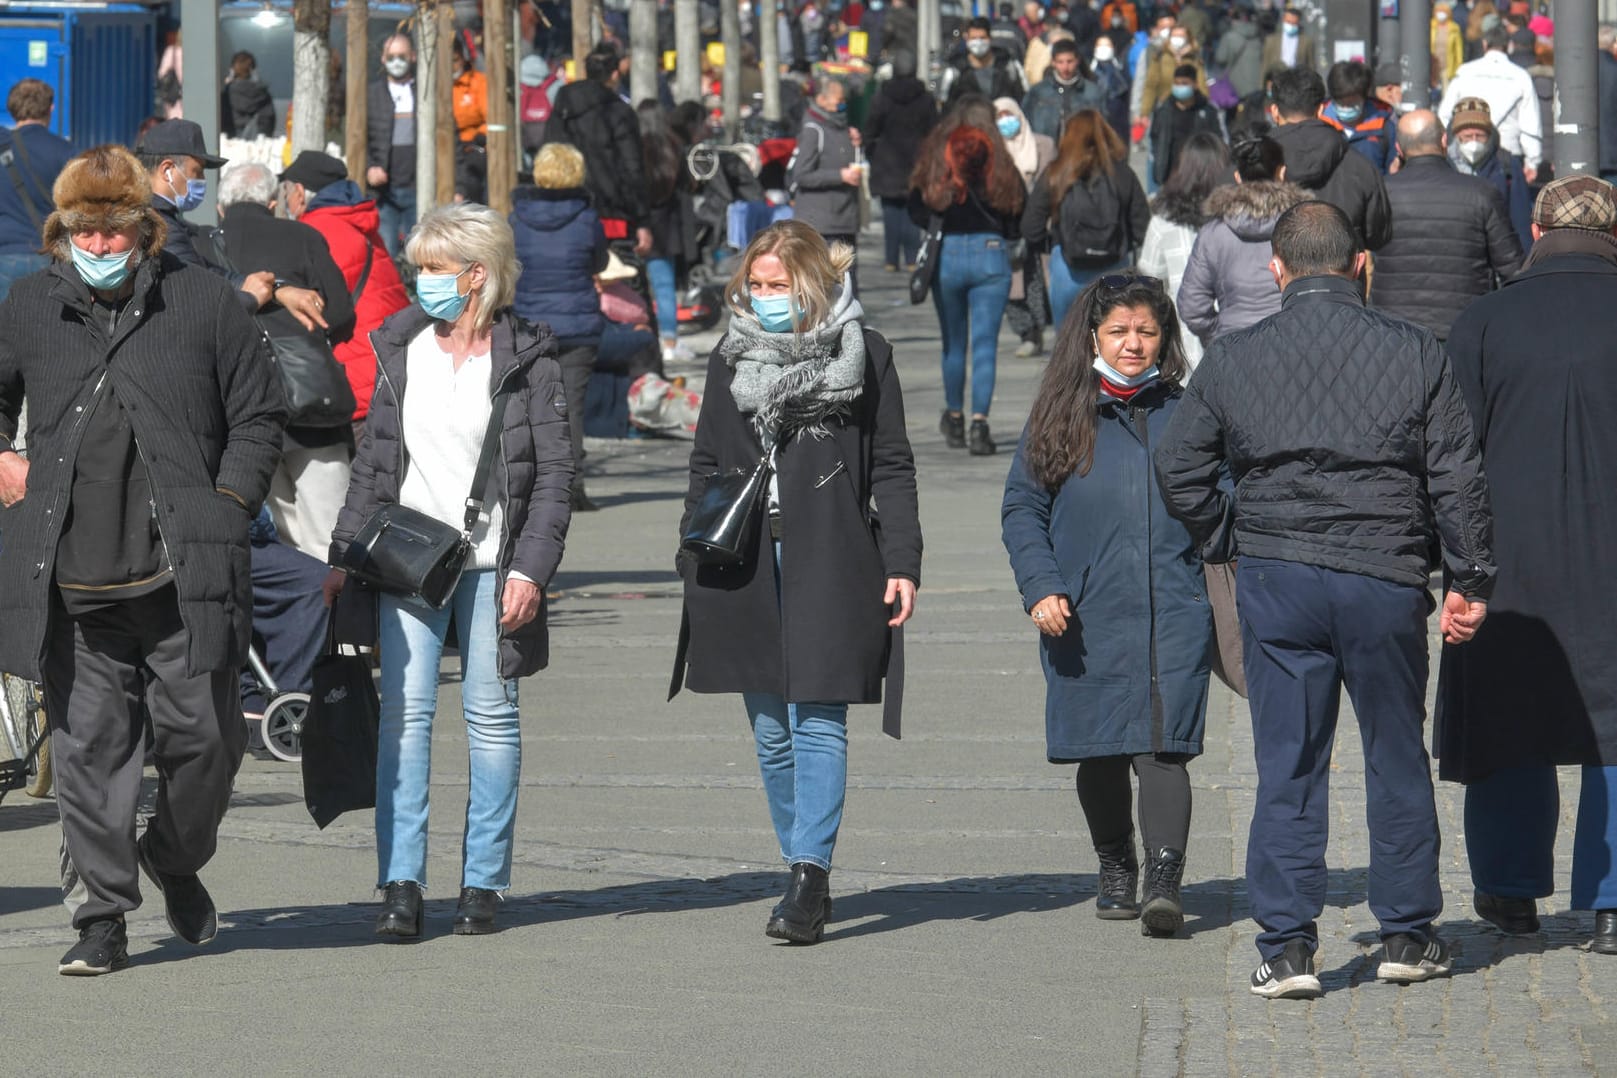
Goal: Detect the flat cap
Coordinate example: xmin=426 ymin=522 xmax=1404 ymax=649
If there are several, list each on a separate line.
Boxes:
xmin=1532 ymin=175 xmax=1617 ymax=232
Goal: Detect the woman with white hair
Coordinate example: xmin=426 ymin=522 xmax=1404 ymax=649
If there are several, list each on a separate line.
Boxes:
xmin=324 ymin=202 xmax=575 ymax=940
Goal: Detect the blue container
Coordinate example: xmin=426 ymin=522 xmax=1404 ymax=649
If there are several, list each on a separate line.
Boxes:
xmin=0 ymin=5 xmax=157 ymax=151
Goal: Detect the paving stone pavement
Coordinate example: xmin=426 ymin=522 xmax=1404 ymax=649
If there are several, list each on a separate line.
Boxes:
xmin=0 ymin=232 xmax=1610 ymax=1076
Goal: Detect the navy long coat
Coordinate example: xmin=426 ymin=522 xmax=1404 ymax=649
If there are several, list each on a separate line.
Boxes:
xmin=1002 ymin=383 xmax=1212 ymax=762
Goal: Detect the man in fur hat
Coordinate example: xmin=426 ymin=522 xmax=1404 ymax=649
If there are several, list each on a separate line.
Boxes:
xmin=0 ymin=144 xmax=286 ymax=976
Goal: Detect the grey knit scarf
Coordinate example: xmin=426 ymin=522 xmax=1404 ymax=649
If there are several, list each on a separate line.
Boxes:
xmin=720 ymin=277 xmax=866 ymax=440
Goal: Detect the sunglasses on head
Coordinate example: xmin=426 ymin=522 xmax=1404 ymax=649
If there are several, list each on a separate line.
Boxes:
xmin=1098 ymin=273 xmax=1163 ymax=291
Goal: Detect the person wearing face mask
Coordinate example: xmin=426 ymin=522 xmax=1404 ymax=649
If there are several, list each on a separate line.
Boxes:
xmin=1432 ymin=4 xmax=1465 ymax=90
xmin=1023 ymin=39 xmax=1104 ymax=141
xmin=1089 ymin=31 xmax=1132 ymax=141
xmin=942 ymin=17 xmax=1029 ymax=106
xmin=787 ymin=77 xmax=865 ymax=293
xmin=324 ymin=202 xmax=575 ymax=941
xmin=0 ymin=145 xmax=286 ymax=976
xmin=996 ymin=97 xmax=1056 ymax=357
xmin=1214 ymin=9 xmax=1266 ymax=102
xmin=1447 ymin=97 xmax=1534 ymax=248
xmin=1001 ymin=273 xmax=1212 ymax=938
xmin=1367 ymin=109 xmax=1523 ymax=340
xmin=1098 ymin=0 xmax=1137 ymax=35
xmin=1321 ymin=60 xmax=1397 ymax=174
xmin=672 ymin=221 xmax=920 ymax=946
xmin=1139 ymin=22 xmax=1206 ymax=119
xmin=1261 ymin=7 xmax=1317 ymax=73
xmin=365 ymin=34 xmax=420 ymax=259
xmin=1148 ymin=64 xmax=1225 ymax=188
xmin=219 ymin=50 xmax=276 ymax=139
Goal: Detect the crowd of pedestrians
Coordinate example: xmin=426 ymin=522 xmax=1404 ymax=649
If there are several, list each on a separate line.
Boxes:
xmin=2 ymin=2 xmax=1617 ymax=1018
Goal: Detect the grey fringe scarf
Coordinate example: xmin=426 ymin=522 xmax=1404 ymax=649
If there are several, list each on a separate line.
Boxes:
xmin=720 ymin=278 xmax=866 ymax=441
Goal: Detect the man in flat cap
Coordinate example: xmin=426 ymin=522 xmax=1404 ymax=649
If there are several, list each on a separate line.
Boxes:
xmin=1438 ymin=175 xmax=1617 ymax=955
xmin=0 ymin=144 xmax=286 ymax=975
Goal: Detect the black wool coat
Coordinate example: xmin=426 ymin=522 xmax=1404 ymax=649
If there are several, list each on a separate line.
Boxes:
xmin=1436 ymin=248 xmax=1617 ymax=782
xmin=865 ymin=77 xmax=939 ymax=200
xmin=674 ymin=328 xmax=922 ymax=719
xmin=329 ymin=307 xmax=574 ymax=679
xmin=0 ymin=255 xmax=287 ymax=679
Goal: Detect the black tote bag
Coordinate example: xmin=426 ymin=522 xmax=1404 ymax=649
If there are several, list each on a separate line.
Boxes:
xmin=908 ymin=213 xmax=944 ymax=305
xmin=301 ymin=633 xmax=381 ymax=829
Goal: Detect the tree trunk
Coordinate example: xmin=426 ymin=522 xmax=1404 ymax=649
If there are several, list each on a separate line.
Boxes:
xmin=720 ymin=0 xmax=740 ymax=139
xmin=344 ymin=0 xmax=369 ymax=180
xmin=291 ymin=0 xmax=332 ymax=155
xmin=759 ymin=0 xmax=779 ymax=123
xmin=485 ymin=0 xmax=514 ymax=212
xmin=415 ymin=0 xmax=440 ymax=215
xmin=572 ymin=0 xmax=591 ymax=74
xmin=435 ymin=0 xmax=455 ymax=206
xmin=674 ymin=0 xmax=699 ymax=104
xmin=629 ymin=0 xmax=658 ymax=107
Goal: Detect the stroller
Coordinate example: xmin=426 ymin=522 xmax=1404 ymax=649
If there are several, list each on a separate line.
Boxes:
xmin=247 ymin=643 xmax=309 ymax=763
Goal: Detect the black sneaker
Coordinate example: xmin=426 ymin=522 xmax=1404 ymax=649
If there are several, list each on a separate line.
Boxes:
xmin=968 ymin=419 xmax=997 ymax=456
xmin=939 ymin=410 xmax=966 ymax=449
xmin=1377 ymin=930 xmax=1453 ymax=983
xmin=58 ymin=917 xmax=129 ymax=976
xmin=1249 ymin=940 xmax=1323 ymax=999
xmin=137 ymin=833 xmax=218 ymax=946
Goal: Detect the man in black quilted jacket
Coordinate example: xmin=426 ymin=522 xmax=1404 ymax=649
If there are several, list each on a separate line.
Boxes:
xmin=1268 ymin=67 xmax=1393 ymax=250
xmin=1154 ymin=202 xmax=1496 ymax=1001
xmin=1369 ymin=109 xmax=1523 ymax=339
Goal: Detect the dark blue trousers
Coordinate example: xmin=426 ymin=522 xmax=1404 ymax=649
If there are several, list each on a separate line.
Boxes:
xmin=1466 ymin=764 xmax=1617 ymax=909
xmin=241 ymin=536 xmax=330 ymax=712
xmin=1237 ymin=557 xmax=1443 ymax=961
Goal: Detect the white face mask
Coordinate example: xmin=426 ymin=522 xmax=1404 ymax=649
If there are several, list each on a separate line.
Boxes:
xmin=1093 ymin=44 xmax=1115 ymax=62
xmin=1459 ymin=139 xmax=1489 ymax=165
xmin=384 ymin=56 xmax=410 ymax=79
xmin=967 ymin=38 xmax=992 ymax=57
xmin=1435 ymin=8 xmax=1449 ymax=20
xmin=1169 ymin=34 xmax=1187 ymax=50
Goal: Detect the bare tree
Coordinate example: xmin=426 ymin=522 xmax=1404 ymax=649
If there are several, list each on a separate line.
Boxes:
xmin=486 ymin=0 xmax=515 ymax=212
xmin=415 ymin=0 xmax=440 ymax=214
xmin=573 ymin=0 xmax=592 ymax=73
xmin=629 ymin=0 xmax=658 ymax=107
xmin=344 ymin=0 xmax=368 ymax=180
xmin=760 ymin=0 xmax=779 ymax=123
xmin=674 ymin=0 xmax=699 ymax=103
xmin=434 ymin=0 xmax=455 ymax=206
xmin=291 ymin=0 xmax=332 ymax=154
xmin=720 ymin=0 xmax=740 ymax=139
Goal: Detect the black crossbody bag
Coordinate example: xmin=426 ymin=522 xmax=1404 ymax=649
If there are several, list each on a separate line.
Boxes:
xmin=681 ymin=448 xmax=773 ymax=567
xmin=340 ymin=387 xmax=512 ymax=608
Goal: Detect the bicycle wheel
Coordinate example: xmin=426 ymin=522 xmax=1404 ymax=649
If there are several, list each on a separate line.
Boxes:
xmin=25 ymin=692 xmax=49 ymax=798
xmin=3 ymin=675 xmax=51 ymax=797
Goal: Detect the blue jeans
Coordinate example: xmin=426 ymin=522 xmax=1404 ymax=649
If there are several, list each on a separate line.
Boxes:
xmin=933 ymin=232 xmax=1011 ymax=417
xmin=1466 ymin=765 xmax=1617 ymax=910
xmin=1048 ymin=248 xmax=1129 ymax=331
xmin=646 ymin=257 xmax=678 ymax=348
xmin=881 ymin=196 xmax=921 ymax=268
xmin=743 ymin=541 xmax=850 ymax=870
xmin=376 ymin=185 xmax=418 ymax=259
xmin=376 ymin=569 xmax=521 ymax=891
xmin=0 ymin=251 xmax=46 ymax=302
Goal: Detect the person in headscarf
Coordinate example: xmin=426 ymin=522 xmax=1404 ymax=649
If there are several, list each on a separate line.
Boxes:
xmin=996 ymin=96 xmax=1056 ymax=357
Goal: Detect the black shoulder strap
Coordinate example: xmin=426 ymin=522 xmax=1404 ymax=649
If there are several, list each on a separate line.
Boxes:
xmin=463 ymin=385 xmax=513 ymax=534
xmin=0 ymin=130 xmax=45 ymax=231
xmin=350 ymin=242 xmax=375 ymax=305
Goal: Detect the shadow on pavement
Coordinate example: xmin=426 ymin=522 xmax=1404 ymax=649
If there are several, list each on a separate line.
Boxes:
xmin=0 ymin=801 xmax=58 ymax=832
xmin=1330 ymin=912 xmax=1597 ymax=989
xmin=0 ymin=886 xmax=63 ymax=915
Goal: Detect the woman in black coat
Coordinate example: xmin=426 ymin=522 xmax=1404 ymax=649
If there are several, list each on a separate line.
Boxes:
xmin=673 ymin=220 xmax=922 ymax=945
xmin=866 ymin=49 xmax=940 ymax=270
xmin=1001 ymin=274 xmax=1212 ymax=937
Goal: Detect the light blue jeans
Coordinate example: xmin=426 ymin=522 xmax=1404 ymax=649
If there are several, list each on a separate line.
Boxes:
xmin=646 ymin=256 xmax=679 ymax=348
xmin=376 ymin=569 xmax=521 ymax=891
xmin=743 ymin=541 xmax=850 ymax=870
xmin=1048 ymin=248 xmax=1130 ymax=331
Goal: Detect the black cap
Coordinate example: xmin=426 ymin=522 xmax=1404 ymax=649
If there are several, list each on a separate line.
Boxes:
xmin=1374 ymin=60 xmax=1403 ymax=87
xmin=134 ymin=119 xmax=228 ymax=168
xmin=280 ymin=150 xmax=349 ymax=191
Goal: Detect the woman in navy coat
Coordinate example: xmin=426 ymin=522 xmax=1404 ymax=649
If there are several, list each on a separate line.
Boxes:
xmin=1001 ymin=273 xmax=1213 ymax=938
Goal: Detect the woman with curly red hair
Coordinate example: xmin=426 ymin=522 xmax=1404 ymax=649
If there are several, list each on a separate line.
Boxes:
xmin=907 ymin=100 xmax=1026 ymax=456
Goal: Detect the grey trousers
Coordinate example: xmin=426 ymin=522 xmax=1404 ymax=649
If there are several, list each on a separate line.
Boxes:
xmin=556 ymin=344 xmax=597 ymax=470
xmin=43 ymin=586 xmax=244 ymax=927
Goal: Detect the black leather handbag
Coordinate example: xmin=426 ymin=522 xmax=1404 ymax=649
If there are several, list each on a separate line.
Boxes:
xmin=340 ymin=388 xmax=511 ymax=608
xmin=681 ymin=451 xmax=772 ymax=567
xmin=908 ymin=213 xmax=943 ymax=306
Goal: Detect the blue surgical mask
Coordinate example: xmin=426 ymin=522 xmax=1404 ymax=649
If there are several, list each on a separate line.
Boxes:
xmin=70 ymin=244 xmax=136 ymax=291
xmin=1171 ymin=83 xmax=1194 ymax=101
xmin=997 ymin=115 xmax=1022 ymax=138
xmin=416 ymin=266 xmax=471 ymax=321
xmin=165 ymin=167 xmax=207 ymax=213
xmin=1283 ymin=22 xmax=1300 ymax=36
xmin=1336 ymin=103 xmax=1364 ymax=123
xmin=749 ymin=293 xmax=800 ymax=332
xmin=835 ymin=100 xmax=848 ymax=113
xmin=1092 ymin=354 xmax=1160 ymax=387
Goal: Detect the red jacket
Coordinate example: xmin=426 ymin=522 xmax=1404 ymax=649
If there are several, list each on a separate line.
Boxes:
xmin=298 ymin=199 xmax=410 ymax=421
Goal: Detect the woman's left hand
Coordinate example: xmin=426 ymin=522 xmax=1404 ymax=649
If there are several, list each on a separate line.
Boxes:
xmin=885 ymin=577 xmax=917 ymax=628
xmin=500 ymin=577 xmax=542 ymax=631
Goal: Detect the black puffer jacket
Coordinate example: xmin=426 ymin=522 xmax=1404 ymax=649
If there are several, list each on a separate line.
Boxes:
xmin=542 ymin=79 xmax=649 ymax=228
xmin=1154 ymin=274 xmax=1495 ymax=598
xmin=329 ymin=307 xmax=574 ymax=678
xmin=1270 ymin=119 xmax=1393 ymax=250
xmin=865 ymin=76 xmax=938 ymax=200
xmin=1368 ymin=155 xmax=1523 ymax=340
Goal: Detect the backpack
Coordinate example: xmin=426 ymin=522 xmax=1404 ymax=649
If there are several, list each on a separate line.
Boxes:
xmin=1057 ymin=167 xmax=1128 ymax=269
xmin=520 ymin=73 xmax=561 ymax=152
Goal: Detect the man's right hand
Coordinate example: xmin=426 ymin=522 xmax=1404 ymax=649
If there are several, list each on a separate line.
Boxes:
xmin=366 ymin=166 xmax=388 ymax=188
xmin=0 ymin=450 xmax=28 ymax=507
xmin=241 ymin=270 xmax=275 ymax=310
xmin=1440 ymin=590 xmax=1487 ymax=645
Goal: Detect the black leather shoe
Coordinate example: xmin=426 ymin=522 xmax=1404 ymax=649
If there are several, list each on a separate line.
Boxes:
xmin=1094 ymin=836 xmax=1140 ymax=920
xmin=939 ymin=410 xmax=966 ymax=449
xmin=765 ymin=863 xmax=831 ymax=944
xmin=1474 ymin=889 xmax=1540 ymax=936
xmin=570 ymin=482 xmax=599 ymax=512
xmin=968 ymin=419 xmax=997 ymax=456
xmin=137 ymin=833 xmax=218 ymax=945
xmin=1593 ymin=910 xmax=1617 ymax=955
xmin=1140 ymin=847 xmax=1186 ymax=938
xmin=452 ymin=887 xmax=501 ymax=935
xmin=376 ymin=880 xmax=423 ymax=941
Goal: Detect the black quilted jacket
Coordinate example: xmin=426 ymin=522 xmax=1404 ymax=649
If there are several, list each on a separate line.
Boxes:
xmin=1154 ymin=274 xmax=1496 ymax=598
xmin=1367 ymin=155 xmax=1524 ymax=340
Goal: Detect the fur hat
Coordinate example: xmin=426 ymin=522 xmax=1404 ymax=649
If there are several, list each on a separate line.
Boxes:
xmin=42 ymin=145 xmax=166 ymax=261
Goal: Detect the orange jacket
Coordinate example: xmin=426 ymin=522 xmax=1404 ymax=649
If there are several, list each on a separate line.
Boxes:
xmin=453 ymin=68 xmax=488 ymax=142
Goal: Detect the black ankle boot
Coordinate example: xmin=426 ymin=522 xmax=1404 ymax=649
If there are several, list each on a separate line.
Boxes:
xmin=375 ymin=880 xmax=423 ymax=941
xmin=765 ymin=863 xmax=832 ymax=943
xmin=1594 ymin=910 xmax=1617 ymax=955
xmin=968 ymin=419 xmax=996 ymax=456
xmin=452 ymin=887 xmax=501 ymax=935
xmin=1094 ymin=837 xmax=1140 ymax=920
xmin=939 ymin=410 xmax=966 ymax=449
xmin=1140 ymin=848 xmax=1186 ymax=937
